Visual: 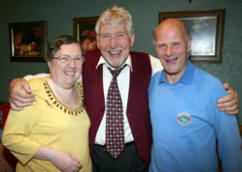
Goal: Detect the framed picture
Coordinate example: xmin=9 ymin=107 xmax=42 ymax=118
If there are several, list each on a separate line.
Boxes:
xmin=9 ymin=21 xmax=47 ymax=62
xmin=159 ymin=9 xmax=225 ymax=62
xmin=73 ymin=16 xmax=98 ymax=54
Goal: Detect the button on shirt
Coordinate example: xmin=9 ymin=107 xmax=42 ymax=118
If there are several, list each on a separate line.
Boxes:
xmin=94 ymin=54 xmax=162 ymax=145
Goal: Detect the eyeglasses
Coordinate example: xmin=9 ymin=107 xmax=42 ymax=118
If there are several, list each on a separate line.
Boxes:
xmin=53 ymin=55 xmax=84 ymax=63
xmin=157 ymin=41 xmax=187 ymax=51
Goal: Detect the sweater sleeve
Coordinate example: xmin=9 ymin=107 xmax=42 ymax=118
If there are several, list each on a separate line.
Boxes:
xmin=2 ymin=103 xmax=41 ymax=165
xmin=23 ymin=73 xmax=82 ymax=82
xmin=214 ymin=87 xmax=242 ymax=172
xmin=24 ymin=73 xmax=49 ymax=81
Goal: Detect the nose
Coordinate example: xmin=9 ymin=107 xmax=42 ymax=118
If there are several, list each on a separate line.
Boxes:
xmin=110 ymin=36 xmax=117 ymax=49
xmin=165 ymin=44 xmax=172 ymax=57
xmin=68 ymin=58 xmax=76 ymax=68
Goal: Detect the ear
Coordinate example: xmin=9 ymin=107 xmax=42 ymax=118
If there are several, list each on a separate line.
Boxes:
xmin=130 ymin=33 xmax=135 ymax=47
xmin=187 ymin=40 xmax=191 ymax=53
xmin=97 ymin=39 xmax=100 ymax=49
xmin=47 ymin=61 xmax=51 ymax=69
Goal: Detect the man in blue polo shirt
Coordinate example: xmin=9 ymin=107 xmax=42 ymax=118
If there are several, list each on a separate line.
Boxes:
xmin=149 ymin=18 xmax=242 ymax=172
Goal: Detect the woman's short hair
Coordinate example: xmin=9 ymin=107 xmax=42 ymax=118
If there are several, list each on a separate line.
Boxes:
xmin=46 ymin=35 xmax=80 ymax=61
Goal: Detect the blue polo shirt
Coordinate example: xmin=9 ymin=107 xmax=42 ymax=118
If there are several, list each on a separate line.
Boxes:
xmin=148 ymin=61 xmax=242 ymax=172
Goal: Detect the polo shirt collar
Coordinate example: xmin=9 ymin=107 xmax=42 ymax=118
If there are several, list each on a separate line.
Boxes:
xmin=159 ymin=60 xmax=195 ymax=85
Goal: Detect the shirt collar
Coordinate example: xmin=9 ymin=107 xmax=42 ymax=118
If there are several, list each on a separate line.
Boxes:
xmin=96 ymin=54 xmax=133 ymax=71
xmin=159 ymin=60 xmax=195 ymax=85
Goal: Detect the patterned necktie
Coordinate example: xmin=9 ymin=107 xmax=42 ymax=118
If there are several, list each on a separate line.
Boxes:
xmin=106 ymin=66 xmax=125 ymax=159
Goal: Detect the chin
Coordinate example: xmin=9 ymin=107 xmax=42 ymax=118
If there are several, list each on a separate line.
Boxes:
xmin=111 ymin=58 xmax=127 ymax=68
xmin=64 ymin=77 xmax=77 ymax=84
xmin=111 ymin=63 xmax=123 ymax=68
xmin=164 ymin=68 xmax=177 ymax=75
xmin=106 ymin=60 xmax=121 ymax=68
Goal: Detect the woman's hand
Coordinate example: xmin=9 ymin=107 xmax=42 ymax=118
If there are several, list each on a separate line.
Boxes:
xmin=49 ymin=150 xmax=82 ymax=172
xmin=34 ymin=146 xmax=82 ymax=172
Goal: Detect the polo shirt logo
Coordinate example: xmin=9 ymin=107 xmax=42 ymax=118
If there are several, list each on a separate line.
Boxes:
xmin=176 ymin=112 xmax=192 ymax=126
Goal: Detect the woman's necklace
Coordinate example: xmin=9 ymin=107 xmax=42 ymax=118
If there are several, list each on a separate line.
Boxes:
xmin=47 ymin=77 xmax=81 ymax=108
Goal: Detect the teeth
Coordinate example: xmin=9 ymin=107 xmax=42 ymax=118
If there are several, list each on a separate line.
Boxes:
xmin=109 ymin=50 xmax=121 ymax=54
xmin=166 ymin=58 xmax=177 ymax=64
xmin=65 ymin=71 xmax=75 ymax=76
xmin=107 ymin=48 xmax=122 ymax=55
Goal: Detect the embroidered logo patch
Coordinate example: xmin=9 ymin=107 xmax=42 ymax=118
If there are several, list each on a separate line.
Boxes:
xmin=176 ymin=112 xmax=192 ymax=126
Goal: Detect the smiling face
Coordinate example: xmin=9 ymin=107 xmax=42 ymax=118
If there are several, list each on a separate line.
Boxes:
xmin=97 ymin=23 xmax=135 ymax=68
xmin=48 ymin=43 xmax=83 ymax=89
xmin=154 ymin=19 xmax=190 ymax=83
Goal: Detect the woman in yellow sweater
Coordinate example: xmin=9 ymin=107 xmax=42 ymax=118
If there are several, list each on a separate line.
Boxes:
xmin=2 ymin=35 xmax=92 ymax=172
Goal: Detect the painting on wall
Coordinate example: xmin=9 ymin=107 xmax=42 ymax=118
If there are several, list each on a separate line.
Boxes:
xmin=9 ymin=21 xmax=47 ymax=62
xmin=159 ymin=9 xmax=225 ymax=62
xmin=73 ymin=16 xmax=98 ymax=54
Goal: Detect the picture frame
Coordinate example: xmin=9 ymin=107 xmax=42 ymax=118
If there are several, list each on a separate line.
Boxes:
xmin=9 ymin=21 xmax=47 ymax=62
xmin=73 ymin=16 xmax=98 ymax=54
xmin=159 ymin=9 xmax=225 ymax=62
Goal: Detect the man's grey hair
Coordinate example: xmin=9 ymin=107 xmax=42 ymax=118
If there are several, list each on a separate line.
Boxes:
xmin=95 ymin=5 xmax=134 ymax=39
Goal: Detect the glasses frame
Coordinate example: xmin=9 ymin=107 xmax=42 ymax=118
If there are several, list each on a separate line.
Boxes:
xmin=53 ymin=56 xmax=84 ymax=64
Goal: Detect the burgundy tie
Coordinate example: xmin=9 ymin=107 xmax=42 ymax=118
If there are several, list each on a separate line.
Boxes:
xmin=106 ymin=66 xmax=125 ymax=159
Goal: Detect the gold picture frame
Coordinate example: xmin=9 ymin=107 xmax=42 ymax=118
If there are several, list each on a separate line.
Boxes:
xmin=9 ymin=21 xmax=47 ymax=62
